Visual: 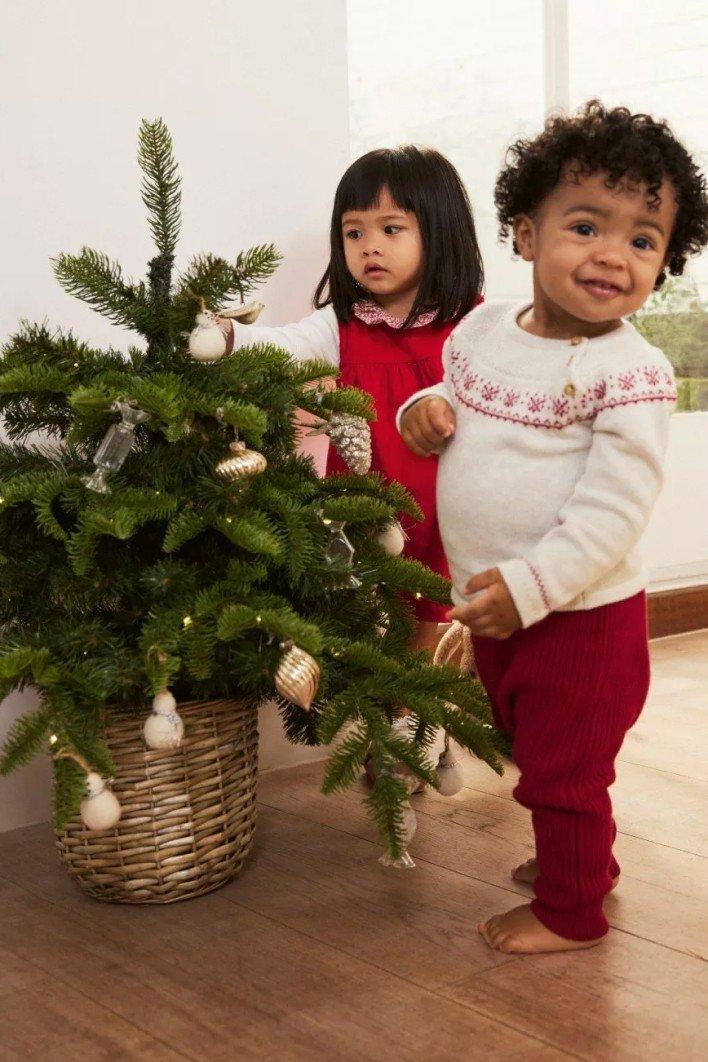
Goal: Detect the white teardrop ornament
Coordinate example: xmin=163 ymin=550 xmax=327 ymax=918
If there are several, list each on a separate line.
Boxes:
xmin=436 ymin=745 xmax=465 ymax=796
xmin=377 ymin=520 xmax=406 ymax=556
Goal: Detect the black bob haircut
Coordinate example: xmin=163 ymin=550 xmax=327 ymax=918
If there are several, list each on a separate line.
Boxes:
xmin=314 ymin=145 xmax=484 ymax=327
xmin=495 ymin=100 xmax=708 ymax=289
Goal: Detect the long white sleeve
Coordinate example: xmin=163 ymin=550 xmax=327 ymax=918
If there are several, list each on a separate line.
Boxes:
xmin=395 ymin=380 xmax=456 ymax=433
xmin=230 ymin=305 xmax=340 ymax=367
xmin=497 ymin=397 xmax=674 ymax=628
xmin=395 ymin=337 xmax=457 ymax=431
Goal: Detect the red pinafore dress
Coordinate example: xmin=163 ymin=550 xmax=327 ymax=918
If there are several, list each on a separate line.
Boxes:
xmin=325 ymin=309 xmax=456 ymax=623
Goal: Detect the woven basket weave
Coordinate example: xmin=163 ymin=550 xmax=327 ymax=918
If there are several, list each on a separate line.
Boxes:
xmin=55 ymin=697 xmax=258 ymax=904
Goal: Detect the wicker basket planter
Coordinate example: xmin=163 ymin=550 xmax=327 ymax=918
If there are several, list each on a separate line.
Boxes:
xmin=55 ymin=697 xmax=258 ymax=904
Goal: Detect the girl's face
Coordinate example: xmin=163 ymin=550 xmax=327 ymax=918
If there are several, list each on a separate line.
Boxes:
xmin=341 ymin=187 xmax=424 ymax=312
xmin=514 ymin=169 xmax=677 ymax=331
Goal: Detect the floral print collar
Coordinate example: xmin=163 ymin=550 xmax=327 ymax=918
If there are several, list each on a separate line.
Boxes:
xmin=352 ymin=299 xmax=437 ymax=329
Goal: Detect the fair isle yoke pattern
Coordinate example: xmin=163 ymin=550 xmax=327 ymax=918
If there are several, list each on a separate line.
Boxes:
xmin=448 ymin=347 xmax=677 ymax=430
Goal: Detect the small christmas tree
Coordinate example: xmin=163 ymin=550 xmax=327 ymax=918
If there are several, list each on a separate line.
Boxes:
xmin=0 ymin=120 xmax=499 ymax=862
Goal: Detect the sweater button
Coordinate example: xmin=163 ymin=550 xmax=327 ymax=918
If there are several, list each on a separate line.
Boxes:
xmin=564 ymin=382 xmax=577 ymax=397
xmin=569 ymin=336 xmax=583 ymax=346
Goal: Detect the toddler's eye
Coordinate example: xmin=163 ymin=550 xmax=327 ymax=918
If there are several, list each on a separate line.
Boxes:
xmin=633 ymin=236 xmax=653 ymax=251
xmin=384 ymin=225 xmax=403 ymax=235
xmin=344 ymin=229 xmax=362 ymax=240
xmin=571 ymin=223 xmax=595 ymax=237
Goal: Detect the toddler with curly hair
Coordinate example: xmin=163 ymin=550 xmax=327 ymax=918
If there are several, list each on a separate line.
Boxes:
xmin=398 ymin=101 xmax=708 ymax=954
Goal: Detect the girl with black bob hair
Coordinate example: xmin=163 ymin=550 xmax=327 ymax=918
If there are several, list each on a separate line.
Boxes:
xmin=314 ymin=146 xmax=484 ymax=327
xmin=227 ymin=144 xmax=484 ymax=662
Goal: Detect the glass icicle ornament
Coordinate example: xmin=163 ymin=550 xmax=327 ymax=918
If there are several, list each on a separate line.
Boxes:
xmin=321 ymin=515 xmax=362 ymax=588
xmin=379 ymin=798 xmax=417 ymax=869
xmin=80 ymin=772 xmax=122 ymax=831
xmin=309 ymin=412 xmax=372 ymax=475
xmin=143 ymin=689 xmax=184 ymax=750
xmin=83 ymin=400 xmax=149 ymax=493
xmin=275 ymin=640 xmax=320 ymax=711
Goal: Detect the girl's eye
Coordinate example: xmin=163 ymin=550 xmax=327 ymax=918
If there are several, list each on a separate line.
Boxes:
xmin=384 ymin=224 xmax=403 ymax=235
xmin=344 ymin=229 xmax=362 ymax=240
xmin=633 ymin=236 xmax=654 ymax=251
xmin=571 ymin=223 xmax=595 ymax=237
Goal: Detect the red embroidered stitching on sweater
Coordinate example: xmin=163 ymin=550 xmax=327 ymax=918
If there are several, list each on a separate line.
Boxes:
xmin=448 ymin=349 xmax=676 ymax=429
xmin=353 ymin=300 xmax=437 ymax=330
xmin=524 ymin=560 xmax=551 ymax=611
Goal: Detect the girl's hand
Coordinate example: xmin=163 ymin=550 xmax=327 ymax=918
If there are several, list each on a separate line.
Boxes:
xmin=448 ymin=568 xmax=522 ymax=639
xmin=401 ymin=397 xmax=456 ymax=457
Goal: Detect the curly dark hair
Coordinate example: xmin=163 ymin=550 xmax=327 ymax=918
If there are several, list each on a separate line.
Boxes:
xmin=495 ymin=100 xmax=708 ymax=287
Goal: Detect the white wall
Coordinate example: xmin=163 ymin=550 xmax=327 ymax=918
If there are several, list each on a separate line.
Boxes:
xmin=644 ymin=413 xmax=708 ymax=590
xmin=0 ymin=0 xmax=348 ymax=831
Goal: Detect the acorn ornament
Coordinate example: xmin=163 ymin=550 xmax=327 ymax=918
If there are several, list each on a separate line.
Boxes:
xmin=377 ymin=520 xmax=406 ymax=556
xmin=436 ymin=740 xmax=465 ymax=796
xmin=143 ymin=689 xmax=185 ymax=750
xmin=80 ymin=772 xmax=122 ymax=831
xmin=275 ymin=640 xmax=320 ymax=711
xmin=215 ymin=438 xmax=267 ymax=481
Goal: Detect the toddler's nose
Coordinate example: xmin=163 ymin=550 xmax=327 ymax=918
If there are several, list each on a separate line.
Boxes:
xmin=592 ymin=244 xmax=625 ymax=269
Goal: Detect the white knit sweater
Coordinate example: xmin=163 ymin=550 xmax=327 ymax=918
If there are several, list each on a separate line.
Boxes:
xmin=396 ymin=300 xmax=677 ymax=628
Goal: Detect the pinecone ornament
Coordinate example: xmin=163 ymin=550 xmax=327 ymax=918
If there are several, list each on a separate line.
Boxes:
xmin=313 ymin=413 xmax=371 ymax=475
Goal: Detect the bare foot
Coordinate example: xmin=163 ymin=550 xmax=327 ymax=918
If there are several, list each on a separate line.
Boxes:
xmin=512 ymin=856 xmax=619 ymax=891
xmin=477 ymin=903 xmax=603 ymax=954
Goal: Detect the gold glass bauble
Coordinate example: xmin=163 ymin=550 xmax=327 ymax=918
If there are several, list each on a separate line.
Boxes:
xmin=215 ymin=441 xmax=267 ymax=481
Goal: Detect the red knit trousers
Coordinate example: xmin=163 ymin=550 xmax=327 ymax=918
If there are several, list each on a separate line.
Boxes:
xmin=472 ymin=592 xmax=650 ymax=941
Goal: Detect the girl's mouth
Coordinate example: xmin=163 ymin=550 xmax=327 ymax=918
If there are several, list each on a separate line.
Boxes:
xmin=364 ymin=265 xmax=387 ymax=276
xmin=578 ymin=278 xmax=624 ymax=299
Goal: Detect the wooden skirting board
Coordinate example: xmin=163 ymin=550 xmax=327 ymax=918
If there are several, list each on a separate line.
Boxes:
xmin=648 ymin=583 xmax=708 ymax=639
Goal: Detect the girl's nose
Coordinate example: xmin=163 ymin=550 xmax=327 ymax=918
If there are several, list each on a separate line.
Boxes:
xmin=362 ymin=244 xmax=382 ymax=257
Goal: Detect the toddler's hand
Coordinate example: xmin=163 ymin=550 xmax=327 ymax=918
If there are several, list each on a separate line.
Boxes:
xmin=448 ymin=568 xmax=522 ymax=640
xmin=400 ymin=397 xmax=456 ymax=457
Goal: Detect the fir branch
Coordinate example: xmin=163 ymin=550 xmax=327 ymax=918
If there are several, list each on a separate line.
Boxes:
xmin=363 ymin=773 xmax=409 ymax=862
xmin=138 ymin=118 xmax=182 ymax=259
xmin=0 ymin=703 xmax=53 ymax=774
xmin=321 ymin=725 xmax=370 ymax=793
xmin=53 ymin=249 xmax=151 ymax=333
xmin=216 ymin=513 xmax=283 ymax=558
xmin=52 ymin=755 xmax=87 ymax=831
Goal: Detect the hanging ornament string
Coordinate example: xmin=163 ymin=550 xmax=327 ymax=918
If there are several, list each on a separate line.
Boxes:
xmin=83 ymin=399 xmax=149 ymax=494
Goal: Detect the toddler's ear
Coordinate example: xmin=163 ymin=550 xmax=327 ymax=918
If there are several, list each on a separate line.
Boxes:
xmin=513 ymin=215 xmax=535 ymax=262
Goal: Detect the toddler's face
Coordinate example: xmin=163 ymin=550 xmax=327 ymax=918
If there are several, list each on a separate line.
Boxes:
xmin=515 ymin=169 xmax=677 ymax=324
xmin=341 ymin=187 xmax=424 ymax=305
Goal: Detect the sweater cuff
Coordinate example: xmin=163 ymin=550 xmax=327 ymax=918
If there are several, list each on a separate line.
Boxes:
xmin=497 ymin=558 xmax=553 ymax=629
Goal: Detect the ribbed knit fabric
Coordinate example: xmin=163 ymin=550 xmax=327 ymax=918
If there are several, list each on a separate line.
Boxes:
xmin=472 ymin=591 xmax=650 ymax=940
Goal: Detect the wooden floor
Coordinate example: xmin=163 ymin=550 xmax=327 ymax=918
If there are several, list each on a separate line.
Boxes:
xmin=1 ymin=631 xmax=706 ymax=1061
